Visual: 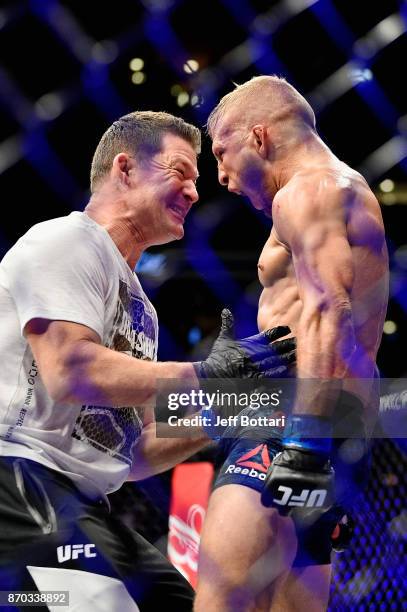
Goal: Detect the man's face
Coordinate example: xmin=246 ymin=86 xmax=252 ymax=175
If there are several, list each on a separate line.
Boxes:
xmin=211 ymin=113 xmax=269 ymax=214
xmin=130 ymin=133 xmax=199 ymax=245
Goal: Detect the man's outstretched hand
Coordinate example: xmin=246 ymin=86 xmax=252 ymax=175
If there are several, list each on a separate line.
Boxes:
xmin=193 ymin=308 xmax=296 ymax=379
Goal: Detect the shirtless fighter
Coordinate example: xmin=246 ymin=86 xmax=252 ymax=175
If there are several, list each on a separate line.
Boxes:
xmin=194 ymin=76 xmax=389 ymax=611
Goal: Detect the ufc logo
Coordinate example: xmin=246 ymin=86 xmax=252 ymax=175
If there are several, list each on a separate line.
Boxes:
xmin=273 ymin=486 xmax=327 ymax=508
xmin=57 ymin=543 xmax=97 ymax=563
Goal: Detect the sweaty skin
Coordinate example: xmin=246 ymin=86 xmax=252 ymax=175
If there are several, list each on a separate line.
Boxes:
xmin=257 ymin=161 xmax=388 ymax=424
xmin=196 ymin=76 xmax=390 ymax=612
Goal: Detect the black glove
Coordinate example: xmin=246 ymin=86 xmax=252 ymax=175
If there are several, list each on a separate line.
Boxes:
xmin=193 ymin=309 xmax=296 ymax=379
xmin=261 ymin=447 xmax=335 ymax=524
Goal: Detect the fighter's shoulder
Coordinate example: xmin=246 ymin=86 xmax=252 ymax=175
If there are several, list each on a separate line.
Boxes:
xmin=282 ymin=167 xmax=373 ymax=221
xmin=291 ymin=167 xmax=355 ymax=199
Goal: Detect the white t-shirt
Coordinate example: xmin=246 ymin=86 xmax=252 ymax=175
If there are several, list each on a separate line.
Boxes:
xmin=0 ymin=212 xmax=158 ymax=499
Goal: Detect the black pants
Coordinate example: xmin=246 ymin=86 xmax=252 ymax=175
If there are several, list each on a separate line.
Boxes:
xmin=0 ymin=457 xmax=194 ymax=611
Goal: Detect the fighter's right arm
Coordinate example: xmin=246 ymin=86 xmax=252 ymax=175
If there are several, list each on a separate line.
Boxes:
xmin=25 ymin=318 xmax=196 ymax=407
xmin=262 ymin=180 xmax=353 ymax=513
xmin=274 ymin=180 xmax=356 ymax=417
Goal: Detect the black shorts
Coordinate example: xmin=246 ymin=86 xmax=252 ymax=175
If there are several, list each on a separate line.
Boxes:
xmin=214 ymin=396 xmax=370 ymax=567
xmin=0 ymin=457 xmax=193 ymax=611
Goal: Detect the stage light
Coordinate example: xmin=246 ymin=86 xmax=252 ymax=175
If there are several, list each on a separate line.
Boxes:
xmin=379 ymin=179 xmax=395 ymax=193
xmin=183 ymin=59 xmax=199 ymax=74
xmin=170 ymin=84 xmax=183 ymax=96
xmin=131 ymin=71 xmax=146 ymax=85
xmin=188 ymin=327 xmax=202 ymax=345
xmin=383 ymin=321 xmax=397 ymax=335
xmin=129 ymin=57 xmax=144 ymax=72
xmin=35 ymin=93 xmax=64 ymax=120
xmin=176 ymin=92 xmax=189 ymax=107
xmin=190 ymin=93 xmax=203 ymax=107
xmin=381 ymin=193 xmax=397 ymax=205
xmin=136 ymin=252 xmax=166 ymax=275
xmin=349 ymin=66 xmax=373 ymax=84
xmin=376 ymin=182 xmax=407 ymax=205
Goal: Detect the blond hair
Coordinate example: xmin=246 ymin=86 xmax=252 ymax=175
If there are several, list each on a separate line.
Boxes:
xmin=207 ymin=75 xmax=316 ymax=136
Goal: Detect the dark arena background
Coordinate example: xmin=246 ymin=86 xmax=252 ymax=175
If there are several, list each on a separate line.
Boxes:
xmin=0 ymin=1 xmax=406 ymax=610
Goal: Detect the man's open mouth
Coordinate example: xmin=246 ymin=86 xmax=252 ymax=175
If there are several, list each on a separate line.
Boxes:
xmin=168 ymin=204 xmax=187 ymax=221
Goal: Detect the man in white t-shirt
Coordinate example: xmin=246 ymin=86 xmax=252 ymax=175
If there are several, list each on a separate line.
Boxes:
xmin=0 ymin=111 xmax=295 ymax=610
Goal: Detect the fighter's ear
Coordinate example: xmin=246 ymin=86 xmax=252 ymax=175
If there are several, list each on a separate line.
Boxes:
xmin=111 ymin=152 xmax=132 ymax=187
xmin=251 ymin=125 xmax=268 ymax=159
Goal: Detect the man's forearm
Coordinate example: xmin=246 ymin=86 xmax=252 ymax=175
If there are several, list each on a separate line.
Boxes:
xmin=128 ymin=423 xmax=212 ymax=481
xmin=55 ymin=341 xmax=198 ymax=407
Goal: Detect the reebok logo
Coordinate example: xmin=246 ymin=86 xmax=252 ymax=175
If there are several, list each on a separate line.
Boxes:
xmin=225 ymin=444 xmax=271 ymax=480
xmin=273 ymin=486 xmax=328 ymax=508
xmin=236 ymin=444 xmax=271 ymax=473
xmin=57 ymin=543 xmax=97 ymax=563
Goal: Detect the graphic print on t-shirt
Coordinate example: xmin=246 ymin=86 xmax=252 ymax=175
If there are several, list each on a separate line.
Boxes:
xmin=72 ymin=280 xmax=157 ymax=465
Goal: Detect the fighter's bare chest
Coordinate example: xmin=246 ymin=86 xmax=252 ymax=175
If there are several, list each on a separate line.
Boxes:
xmin=257 ymin=232 xmax=295 ymax=289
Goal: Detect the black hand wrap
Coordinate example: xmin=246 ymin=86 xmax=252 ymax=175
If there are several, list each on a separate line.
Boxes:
xmin=193 ymin=309 xmax=296 ymax=380
xmin=261 ymin=448 xmax=335 ymax=522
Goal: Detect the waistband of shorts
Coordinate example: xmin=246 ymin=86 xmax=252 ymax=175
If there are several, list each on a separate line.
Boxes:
xmin=0 ymin=455 xmax=108 ymax=509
